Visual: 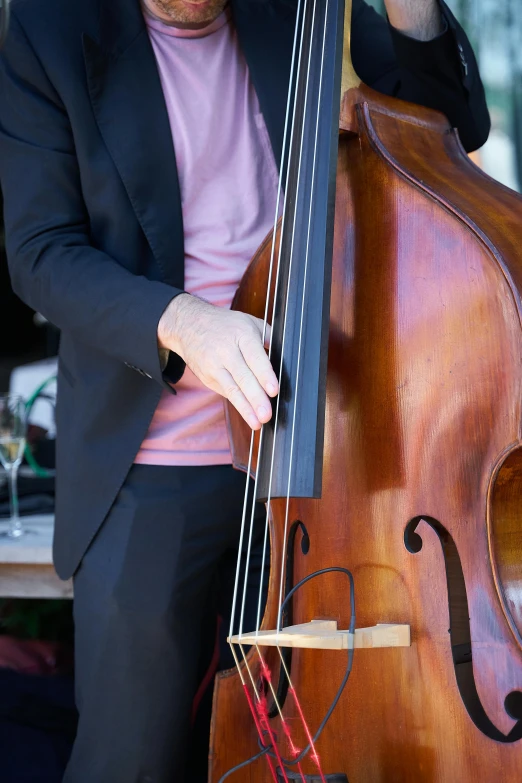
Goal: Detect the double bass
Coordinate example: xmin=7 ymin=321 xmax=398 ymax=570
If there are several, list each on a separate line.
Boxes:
xmin=210 ymin=0 xmax=522 ymax=779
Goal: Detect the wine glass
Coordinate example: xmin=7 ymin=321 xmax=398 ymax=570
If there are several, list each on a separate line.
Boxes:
xmin=0 ymin=394 xmax=28 ymax=539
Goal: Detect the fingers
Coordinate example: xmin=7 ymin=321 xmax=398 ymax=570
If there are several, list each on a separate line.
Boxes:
xmin=213 ymin=326 xmax=277 ymax=430
xmin=230 ymin=355 xmax=273 ymax=425
xmin=264 ymin=323 xmax=272 ymax=351
xmin=174 ymin=304 xmax=280 ymax=430
xmin=246 ymin=320 xmax=278 ymax=394
xmin=258 ymin=320 xmax=272 ymax=350
xmin=218 ymin=317 xmax=279 ymax=431
xmin=213 ymin=367 xmax=266 ymax=431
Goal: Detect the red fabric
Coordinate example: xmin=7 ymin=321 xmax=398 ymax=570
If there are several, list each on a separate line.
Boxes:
xmin=0 ymin=636 xmax=65 ymax=676
xmin=191 ymin=616 xmax=222 ymax=725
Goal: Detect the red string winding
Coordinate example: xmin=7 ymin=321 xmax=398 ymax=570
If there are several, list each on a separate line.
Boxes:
xmin=255 ymin=686 xmax=290 ymax=783
xmin=289 ymin=683 xmax=327 ymax=783
xmin=258 ymin=654 xmax=307 ymax=783
xmin=241 ymin=683 xmax=280 ymax=783
xmin=240 ymin=649 xmax=328 ymax=782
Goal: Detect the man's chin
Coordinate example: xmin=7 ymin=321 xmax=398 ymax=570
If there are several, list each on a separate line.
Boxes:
xmin=149 ymin=0 xmax=227 ymax=27
xmin=180 ymin=6 xmax=220 ymax=24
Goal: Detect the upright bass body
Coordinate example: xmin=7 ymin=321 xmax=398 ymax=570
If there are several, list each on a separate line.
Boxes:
xmin=209 ymin=71 xmax=522 ymax=783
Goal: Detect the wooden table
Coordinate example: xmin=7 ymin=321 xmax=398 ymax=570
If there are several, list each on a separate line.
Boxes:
xmin=0 ymin=515 xmax=73 ymax=599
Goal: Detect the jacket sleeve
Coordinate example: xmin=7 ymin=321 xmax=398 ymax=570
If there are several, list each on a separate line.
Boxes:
xmin=0 ymin=12 xmax=185 ymax=386
xmin=351 ymin=0 xmax=491 ymax=153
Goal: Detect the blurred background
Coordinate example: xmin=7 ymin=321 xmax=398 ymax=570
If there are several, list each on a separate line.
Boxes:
xmin=368 ymin=0 xmax=522 ymax=192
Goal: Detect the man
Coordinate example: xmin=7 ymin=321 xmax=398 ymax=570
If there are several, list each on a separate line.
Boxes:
xmin=0 ymin=0 xmax=489 ymax=780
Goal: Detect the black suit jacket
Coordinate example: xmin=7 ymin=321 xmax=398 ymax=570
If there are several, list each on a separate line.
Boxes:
xmin=0 ymin=0 xmax=490 ymax=579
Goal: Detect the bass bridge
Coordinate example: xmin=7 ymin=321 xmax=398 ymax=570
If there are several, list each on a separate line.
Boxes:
xmin=229 ymin=619 xmax=410 ymax=651
xmin=277 ymin=773 xmax=349 ymax=782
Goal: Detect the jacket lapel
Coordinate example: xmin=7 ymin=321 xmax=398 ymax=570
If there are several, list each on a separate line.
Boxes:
xmin=83 ymin=0 xmax=184 ymax=289
xmin=232 ymin=0 xmax=297 ymax=172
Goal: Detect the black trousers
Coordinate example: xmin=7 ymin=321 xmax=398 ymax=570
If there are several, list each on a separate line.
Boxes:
xmin=63 ymin=463 xmax=266 ymax=783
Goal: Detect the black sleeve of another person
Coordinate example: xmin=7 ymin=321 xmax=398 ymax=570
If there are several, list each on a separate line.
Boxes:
xmin=351 ymin=0 xmax=491 ymax=152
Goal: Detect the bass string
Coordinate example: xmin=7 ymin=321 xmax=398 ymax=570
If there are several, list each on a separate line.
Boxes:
xmin=247 ymin=0 xmax=332 ymax=770
xmin=275 ymin=645 xmax=328 ymax=780
xmin=241 ymin=645 xmax=311 ymax=783
xmin=226 ymin=1 xmax=309 ymax=760
xmin=229 ymin=0 xmax=331 ymax=770
xmin=234 ymin=643 xmax=296 ymax=783
xmin=226 ymin=0 xmax=315 ymax=764
xmin=256 ymin=644 xmax=308 ymax=783
xmin=251 ymin=0 xmax=321 ymax=645
xmin=229 ymin=640 xmax=306 ymax=781
xmin=230 ymin=0 xmax=310 ymax=644
xmin=276 ymin=0 xmax=332 ymax=638
xmin=228 ymin=642 xmax=282 ymax=783
xmin=269 ymin=0 xmax=329 ymax=772
xmin=227 ymin=0 xmax=306 ymax=647
xmin=237 ymin=646 xmax=292 ymax=783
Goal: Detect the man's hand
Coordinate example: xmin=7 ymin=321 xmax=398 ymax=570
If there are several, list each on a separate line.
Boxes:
xmin=158 ymin=294 xmax=279 ymax=430
xmin=384 ymin=0 xmax=444 ymax=41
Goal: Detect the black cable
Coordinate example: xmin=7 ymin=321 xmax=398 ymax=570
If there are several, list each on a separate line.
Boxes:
xmin=217 ymin=746 xmax=270 ymax=783
xmin=263 ymin=567 xmax=355 ymax=767
xmin=220 ymin=566 xmax=355 ymax=780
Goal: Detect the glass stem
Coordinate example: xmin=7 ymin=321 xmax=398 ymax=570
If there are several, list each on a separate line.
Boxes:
xmin=7 ymin=464 xmax=22 ymax=537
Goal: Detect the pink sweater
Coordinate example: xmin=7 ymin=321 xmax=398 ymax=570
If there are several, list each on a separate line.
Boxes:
xmin=135 ymin=9 xmax=280 ymax=466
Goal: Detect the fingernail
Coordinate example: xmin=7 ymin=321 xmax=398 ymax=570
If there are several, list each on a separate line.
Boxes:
xmin=266 ymin=383 xmax=277 ymax=395
xmin=257 ymin=406 xmax=270 ymax=420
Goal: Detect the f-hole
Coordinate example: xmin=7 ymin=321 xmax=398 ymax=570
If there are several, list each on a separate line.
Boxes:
xmin=266 ymin=520 xmax=310 ymax=719
xmin=405 ymin=516 xmax=522 ymax=742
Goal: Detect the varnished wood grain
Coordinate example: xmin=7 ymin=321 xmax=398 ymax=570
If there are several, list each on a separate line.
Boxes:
xmin=209 ymin=82 xmax=522 ymax=783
